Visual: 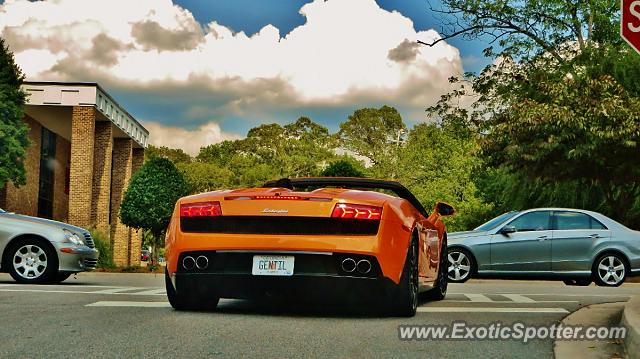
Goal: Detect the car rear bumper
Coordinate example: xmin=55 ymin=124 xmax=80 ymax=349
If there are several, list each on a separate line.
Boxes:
xmin=172 ymin=272 xmax=398 ymax=303
xmin=170 ymin=250 xmax=397 ymax=302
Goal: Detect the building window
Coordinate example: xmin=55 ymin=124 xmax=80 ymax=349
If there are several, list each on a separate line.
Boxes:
xmin=37 ymin=127 xmax=56 ymax=219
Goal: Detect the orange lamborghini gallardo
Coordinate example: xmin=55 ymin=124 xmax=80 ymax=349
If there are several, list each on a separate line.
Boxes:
xmin=164 ymin=177 xmax=454 ymax=316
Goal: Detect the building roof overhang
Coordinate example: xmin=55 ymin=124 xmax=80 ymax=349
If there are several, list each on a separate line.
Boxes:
xmin=22 ymin=81 xmax=148 ymax=148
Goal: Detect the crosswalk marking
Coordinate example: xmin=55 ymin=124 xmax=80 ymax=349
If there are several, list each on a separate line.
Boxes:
xmin=90 ymin=287 xmax=146 ymax=294
xmin=502 ymin=294 xmax=536 ymax=303
xmin=464 ymin=294 xmax=492 ymax=302
xmin=0 ymin=287 xmax=165 ymax=296
xmin=417 ymin=307 xmax=568 ymax=313
xmin=86 ymin=301 xmax=171 ymax=308
xmin=132 ymin=288 xmax=166 ymax=295
xmin=82 ymin=301 xmax=569 ymax=313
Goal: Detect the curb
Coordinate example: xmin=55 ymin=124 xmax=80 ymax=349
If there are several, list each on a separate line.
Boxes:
xmin=623 ymin=295 xmax=640 ymax=359
xmin=554 ymin=302 xmax=626 ymax=359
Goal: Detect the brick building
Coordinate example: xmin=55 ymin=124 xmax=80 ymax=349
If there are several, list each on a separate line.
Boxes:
xmin=0 ymin=82 xmax=149 ymax=266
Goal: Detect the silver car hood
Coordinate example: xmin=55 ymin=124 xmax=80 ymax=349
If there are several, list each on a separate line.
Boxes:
xmin=448 ymin=230 xmax=489 ymax=240
xmin=0 ymin=212 xmax=89 ymax=235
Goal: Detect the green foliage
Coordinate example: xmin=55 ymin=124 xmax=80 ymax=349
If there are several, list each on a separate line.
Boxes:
xmin=89 ymin=228 xmax=114 ymax=269
xmin=176 ymin=161 xmax=234 ymax=193
xmin=338 ymin=105 xmax=406 ymax=168
xmin=482 ymin=75 xmax=640 ymax=184
xmin=145 ymin=145 xmax=191 ymax=164
xmin=395 ymin=120 xmax=493 ymax=231
xmin=0 ymin=37 xmax=29 ymax=189
xmin=195 ymin=117 xmax=335 ymax=188
xmin=321 ymin=158 xmax=366 ymax=177
xmin=119 ymin=157 xmax=190 ymax=237
xmin=424 ymin=0 xmax=640 ymax=228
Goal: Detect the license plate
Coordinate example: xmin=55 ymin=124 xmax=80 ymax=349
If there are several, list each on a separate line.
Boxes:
xmin=252 ymin=255 xmax=294 ymax=276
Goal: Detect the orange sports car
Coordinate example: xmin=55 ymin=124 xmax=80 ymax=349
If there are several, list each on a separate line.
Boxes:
xmin=164 ymin=177 xmax=454 ymax=316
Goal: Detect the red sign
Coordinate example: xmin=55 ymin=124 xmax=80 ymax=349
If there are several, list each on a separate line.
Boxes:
xmin=622 ymin=0 xmax=640 ymax=54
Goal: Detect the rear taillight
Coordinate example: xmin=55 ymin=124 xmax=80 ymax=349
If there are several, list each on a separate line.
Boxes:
xmin=331 ymin=203 xmax=382 ymax=220
xmin=180 ymin=202 xmax=222 ymax=217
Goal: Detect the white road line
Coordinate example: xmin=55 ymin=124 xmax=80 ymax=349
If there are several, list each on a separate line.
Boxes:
xmin=0 ymin=289 xmax=111 ymax=294
xmin=502 ymin=294 xmax=536 ymax=303
xmin=131 ymin=289 xmax=166 ymax=295
xmin=464 ymin=294 xmax=492 ymax=302
xmin=90 ymin=287 xmax=146 ymax=294
xmin=0 ymin=284 xmax=114 ymax=288
xmin=86 ymin=301 xmax=171 ymax=308
xmin=447 ymin=292 xmax=634 ymax=298
xmin=0 ymin=288 xmax=165 ymax=296
xmin=442 ymin=300 xmax=579 ymax=304
xmin=417 ymin=307 xmax=568 ymax=313
xmin=522 ymin=293 xmax=633 ymax=298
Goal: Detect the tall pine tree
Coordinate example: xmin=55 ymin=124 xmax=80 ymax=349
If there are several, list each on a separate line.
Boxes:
xmin=0 ymin=37 xmax=29 ymax=189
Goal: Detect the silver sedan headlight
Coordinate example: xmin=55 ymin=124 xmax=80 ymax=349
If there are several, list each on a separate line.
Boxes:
xmin=63 ymin=229 xmax=84 ymax=246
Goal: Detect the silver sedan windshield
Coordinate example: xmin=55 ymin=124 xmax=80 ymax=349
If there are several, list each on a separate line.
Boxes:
xmin=475 ymin=211 xmax=520 ymax=231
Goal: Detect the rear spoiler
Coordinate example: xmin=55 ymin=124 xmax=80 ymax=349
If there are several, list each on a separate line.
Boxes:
xmin=263 ymin=177 xmax=429 ymax=217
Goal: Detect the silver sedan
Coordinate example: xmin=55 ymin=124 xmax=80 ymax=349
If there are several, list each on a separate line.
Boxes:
xmin=0 ymin=208 xmax=99 ymax=284
xmin=447 ymin=208 xmax=640 ymax=286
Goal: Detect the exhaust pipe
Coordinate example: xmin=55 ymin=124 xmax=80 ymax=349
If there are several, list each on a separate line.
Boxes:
xmin=341 ymin=258 xmax=356 ymax=273
xmin=182 ymin=256 xmax=195 ymax=270
xmin=356 ymin=259 xmax=372 ymax=274
xmin=196 ymin=255 xmax=209 ymax=270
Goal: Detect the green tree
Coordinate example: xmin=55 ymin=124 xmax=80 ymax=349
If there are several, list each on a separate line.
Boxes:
xmin=197 ymin=140 xmax=241 ymax=166
xmin=338 ymin=106 xmax=406 ymax=172
xmin=0 ymin=37 xmax=29 ymax=189
xmin=145 ymin=145 xmax=191 ymax=164
xmin=424 ymin=0 xmax=640 ymax=228
xmin=481 ymin=75 xmax=640 ymax=225
xmin=321 ymin=158 xmax=366 ymax=177
xmin=196 ymin=117 xmax=337 ymax=188
xmin=119 ymin=157 xmax=190 ymax=264
xmin=396 ymin=119 xmax=492 ymax=231
xmin=177 ymin=162 xmax=234 ymax=193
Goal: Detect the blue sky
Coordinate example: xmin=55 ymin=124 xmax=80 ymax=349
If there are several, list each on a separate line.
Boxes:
xmin=1 ymin=0 xmax=494 ymax=154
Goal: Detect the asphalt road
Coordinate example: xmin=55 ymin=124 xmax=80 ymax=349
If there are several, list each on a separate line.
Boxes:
xmin=0 ymin=272 xmax=637 ymax=359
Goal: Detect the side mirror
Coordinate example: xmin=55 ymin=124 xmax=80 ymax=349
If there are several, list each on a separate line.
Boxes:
xmin=499 ymin=225 xmax=517 ymax=235
xmin=435 ymin=202 xmax=456 ymax=216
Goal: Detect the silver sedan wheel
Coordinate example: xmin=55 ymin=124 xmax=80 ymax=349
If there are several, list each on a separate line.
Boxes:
xmin=448 ymin=251 xmax=471 ymax=282
xmin=13 ymin=245 xmax=48 ymax=279
xmin=597 ymin=256 xmax=625 ymax=286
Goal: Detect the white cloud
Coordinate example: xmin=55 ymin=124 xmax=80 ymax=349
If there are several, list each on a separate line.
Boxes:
xmin=1 ymin=0 xmax=464 ymax=149
xmin=144 ymin=121 xmax=240 ymax=156
xmin=13 ymin=49 xmax=66 ymax=75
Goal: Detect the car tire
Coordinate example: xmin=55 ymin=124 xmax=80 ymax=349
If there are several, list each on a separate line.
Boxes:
xmin=563 ymin=279 xmax=592 ymax=286
xmin=6 ymin=237 xmax=58 ymax=284
xmin=447 ymin=248 xmax=475 ymax=283
xmin=422 ymin=234 xmax=448 ymax=301
xmin=165 ymin=269 xmax=219 ymax=311
xmin=593 ymin=253 xmax=628 ymax=287
xmin=392 ymin=237 xmax=419 ymax=317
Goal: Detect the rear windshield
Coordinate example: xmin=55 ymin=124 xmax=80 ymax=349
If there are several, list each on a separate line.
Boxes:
xmin=475 ymin=211 xmax=520 ymax=231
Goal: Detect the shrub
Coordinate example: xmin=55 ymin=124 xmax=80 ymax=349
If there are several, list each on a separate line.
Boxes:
xmin=90 ymin=228 xmax=114 ymax=269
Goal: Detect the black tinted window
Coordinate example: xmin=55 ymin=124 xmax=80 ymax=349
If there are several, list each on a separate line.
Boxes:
xmin=555 ymin=212 xmax=607 ymax=230
xmin=507 ymin=211 xmax=551 ymax=232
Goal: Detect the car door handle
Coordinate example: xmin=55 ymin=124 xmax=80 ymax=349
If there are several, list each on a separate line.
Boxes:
xmin=537 ymin=235 xmax=548 ymax=241
xmin=589 ymin=234 xmax=602 ymax=238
